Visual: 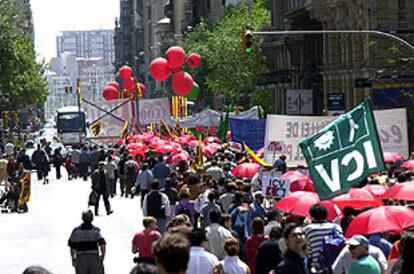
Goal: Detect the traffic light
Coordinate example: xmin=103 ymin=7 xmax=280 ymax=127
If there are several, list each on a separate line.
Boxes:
xmin=242 ymin=27 xmax=254 ymax=53
xmin=2 ymin=111 xmax=9 ymax=129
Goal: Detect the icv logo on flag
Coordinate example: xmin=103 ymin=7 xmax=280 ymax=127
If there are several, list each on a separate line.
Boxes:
xmin=299 ymin=99 xmax=385 ymax=201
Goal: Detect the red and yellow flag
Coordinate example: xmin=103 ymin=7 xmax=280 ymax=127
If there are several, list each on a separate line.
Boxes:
xmin=19 ymin=173 xmax=31 ymax=205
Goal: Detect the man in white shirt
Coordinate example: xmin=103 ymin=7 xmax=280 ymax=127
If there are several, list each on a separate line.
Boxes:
xmin=264 ymin=208 xmax=283 ymax=236
xmin=187 ymin=228 xmax=219 ymax=274
xmin=332 ymin=243 xmax=388 ymax=274
xmin=206 ymin=208 xmax=232 ymax=260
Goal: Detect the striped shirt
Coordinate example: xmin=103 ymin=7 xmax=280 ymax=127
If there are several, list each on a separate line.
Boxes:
xmin=68 ymin=223 xmax=106 ymax=254
xmin=303 ymin=222 xmax=343 ymax=273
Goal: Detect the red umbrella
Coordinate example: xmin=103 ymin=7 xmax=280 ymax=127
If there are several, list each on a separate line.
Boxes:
xmin=155 ymin=144 xmax=180 ymax=154
xmin=392 ymin=182 xmax=414 ymax=201
xmin=383 ymin=152 xmax=405 ymax=163
xmin=275 ymin=191 xmax=341 ymax=221
xmin=345 ymin=206 xmax=414 ymax=237
xmin=363 ymin=184 xmax=391 ymax=199
xmin=203 ymin=145 xmax=219 ymax=157
xmin=127 ymin=143 xmax=147 ymax=151
xmin=231 ymin=163 xmax=260 ymax=179
xmin=401 ymin=160 xmax=414 ymax=169
xmin=204 ymin=136 xmax=221 ymax=143
xmin=281 ymin=171 xmax=315 ymax=192
xmin=189 ymin=140 xmax=201 ymax=147
xmin=129 ymin=149 xmax=145 ymax=160
xmin=166 ymin=152 xmax=191 ymax=164
xmin=330 ymin=188 xmax=383 ymax=209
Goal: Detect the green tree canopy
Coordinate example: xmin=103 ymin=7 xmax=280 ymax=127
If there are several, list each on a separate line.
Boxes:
xmin=183 ymin=0 xmax=272 ymax=112
xmin=0 ymin=0 xmax=48 ymax=110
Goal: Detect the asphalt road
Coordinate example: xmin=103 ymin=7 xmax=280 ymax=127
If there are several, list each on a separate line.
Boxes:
xmin=0 ymin=168 xmax=144 ymax=274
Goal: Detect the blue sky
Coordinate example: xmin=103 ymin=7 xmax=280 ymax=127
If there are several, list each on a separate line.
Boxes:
xmin=30 ymin=0 xmax=119 ymax=61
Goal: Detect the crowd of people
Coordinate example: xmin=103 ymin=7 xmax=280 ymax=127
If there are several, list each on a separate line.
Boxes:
xmin=2 ymin=134 xmax=414 ymax=274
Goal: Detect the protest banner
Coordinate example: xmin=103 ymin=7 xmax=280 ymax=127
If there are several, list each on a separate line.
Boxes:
xmin=264 ymin=108 xmax=408 ymax=166
xmin=262 ymin=171 xmax=290 ymax=199
xmin=230 ymin=118 xmax=266 ymax=151
xmin=299 ymin=99 xmax=385 ymax=200
xmin=139 ymin=98 xmax=172 ymax=125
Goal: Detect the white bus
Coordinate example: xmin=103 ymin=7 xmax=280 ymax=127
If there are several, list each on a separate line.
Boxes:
xmin=56 ymin=106 xmax=86 ymax=146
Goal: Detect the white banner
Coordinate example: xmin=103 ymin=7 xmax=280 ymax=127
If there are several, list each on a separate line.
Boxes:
xmin=138 ymin=98 xmax=172 ymax=125
xmin=86 ymin=99 xmax=135 ymax=138
xmin=264 ymin=108 xmax=408 ymax=166
xmin=262 ymin=172 xmax=290 ymax=198
xmin=178 ymin=106 xmax=260 ymax=128
xmin=374 ymin=108 xmax=409 ymax=159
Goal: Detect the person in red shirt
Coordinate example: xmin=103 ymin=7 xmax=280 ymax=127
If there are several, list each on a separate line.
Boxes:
xmin=132 ymin=216 xmax=162 ymax=265
xmin=245 ymin=217 xmax=268 ymax=274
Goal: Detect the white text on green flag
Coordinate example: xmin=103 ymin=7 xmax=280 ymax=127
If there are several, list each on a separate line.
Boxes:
xmin=299 ymin=99 xmax=385 ymax=200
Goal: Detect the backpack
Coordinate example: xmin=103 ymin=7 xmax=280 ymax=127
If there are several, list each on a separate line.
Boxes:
xmin=177 ymin=201 xmax=192 ymax=218
xmin=320 ymin=225 xmax=346 ymax=272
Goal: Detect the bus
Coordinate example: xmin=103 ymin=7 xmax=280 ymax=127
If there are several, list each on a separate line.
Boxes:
xmin=56 ymin=106 xmax=86 ymax=146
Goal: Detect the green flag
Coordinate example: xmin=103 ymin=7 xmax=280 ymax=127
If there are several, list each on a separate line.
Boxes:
xmin=217 ymin=104 xmax=233 ymax=141
xmin=299 ymin=99 xmax=385 ymax=200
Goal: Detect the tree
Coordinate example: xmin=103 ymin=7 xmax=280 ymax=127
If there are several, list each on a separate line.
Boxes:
xmin=183 ymin=0 xmax=273 ymax=112
xmin=0 ymin=0 xmax=48 ymax=111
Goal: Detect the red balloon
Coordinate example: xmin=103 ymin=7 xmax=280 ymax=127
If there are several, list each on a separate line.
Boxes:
xmin=187 ymin=53 xmax=202 ymax=68
xmin=149 ymin=58 xmax=171 ymax=81
xmin=124 ymin=77 xmax=135 ymax=93
xmin=103 ymin=86 xmax=119 ymax=100
xmin=165 ymin=46 xmax=186 ymax=68
xmin=119 ymin=66 xmax=133 ymax=80
xmin=107 ymin=81 xmax=120 ymax=91
xmin=137 ymin=83 xmax=146 ymax=97
xmin=171 ymin=71 xmax=194 ymax=96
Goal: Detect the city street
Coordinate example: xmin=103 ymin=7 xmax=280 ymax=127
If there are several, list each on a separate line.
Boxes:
xmin=0 ymin=169 xmax=143 ymax=274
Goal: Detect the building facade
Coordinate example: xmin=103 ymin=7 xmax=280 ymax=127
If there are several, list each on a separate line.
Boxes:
xmin=56 ymin=30 xmax=115 ymax=66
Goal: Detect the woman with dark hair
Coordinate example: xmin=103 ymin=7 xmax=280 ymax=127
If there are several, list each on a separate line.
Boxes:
xmin=391 ymin=232 xmax=414 ymax=274
xmin=245 ymin=217 xmax=267 ymax=274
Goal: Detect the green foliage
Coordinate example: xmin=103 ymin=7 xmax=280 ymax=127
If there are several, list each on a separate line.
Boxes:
xmin=183 ymin=0 xmax=270 ymax=107
xmin=0 ymin=0 xmax=48 ymax=110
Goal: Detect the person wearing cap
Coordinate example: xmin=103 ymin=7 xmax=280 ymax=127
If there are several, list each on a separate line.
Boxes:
xmin=246 ymin=191 xmax=266 ymax=236
xmin=91 ymin=161 xmax=113 ymax=216
xmin=68 ymin=210 xmax=106 ymax=274
xmin=347 ymin=235 xmax=381 ymax=274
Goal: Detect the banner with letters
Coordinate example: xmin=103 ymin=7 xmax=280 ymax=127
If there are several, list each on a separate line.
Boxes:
xmin=261 ymin=172 xmax=290 ymax=198
xmin=299 ymin=99 xmax=385 ymax=200
xmin=264 ymin=108 xmax=408 ymax=166
xmin=230 ymin=118 xmax=266 ymax=151
xmin=138 ymin=98 xmax=173 ymax=125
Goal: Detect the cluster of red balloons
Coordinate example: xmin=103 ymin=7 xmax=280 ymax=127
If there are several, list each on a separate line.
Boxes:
xmin=102 ymin=65 xmax=146 ymax=101
xmin=149 ymin=46 xmax=201 ymax=96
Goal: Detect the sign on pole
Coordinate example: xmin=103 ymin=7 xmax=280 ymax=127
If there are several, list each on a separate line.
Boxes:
xmin=299 ymin=99 xmax=385 ymax=200
xmin=262 ymin=172 xmax=290 ymax=199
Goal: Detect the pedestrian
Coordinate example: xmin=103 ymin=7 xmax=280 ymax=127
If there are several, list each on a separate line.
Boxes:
xmin=347 ymin=235 xmax=381 ymax=274
xmin=174 ymin=189 xmax=196 ymax=225
xmin=186 ymin=228 xmax=219 ymax=274
xmin=205 ymin=208 xmax=232 ymax=260
xmin=217 ymin=237 xmax=250 ymax=274
xmin=79 ymin=146 xmax=90 ymax=181
xmin=390 ymin=232 xmax=414 ymax=274
xmin=22 ymin=266 xmax=53 ymax=274
xmin=125 ymin=156 xmax=139 ymax=198
xmin=0 ymin=154 xmax=8 ymax=185
xmin=152 ymin=233 xmax=191 ymax=274
xmin=246 ymin=192 xmax=266 ymax=236
xmin=53 ymin=148 xmax=63 ymax=180
xmin=264 ymin=208 xmax=283 ymax=237
xmin=303 ymin=204 xmax=343 ymax=274
xmin=273 ymin=223 xmax=309 ymax=274
xmin=118 ymin=151 xmax=128 ymax=197
xmin=135 ymin=163 xmax=153 ymax=206
xmin=105 ymin=156 xmax=118 ymax=197
xmin=132 ymin=216 xmax=162 ymax=265
xmin=68 ymin=210 xmax=106 ymax=274
xmin=161 ymin=178 xmax=178 ymax=213
xmin=129 ymin=263 xmax=159 ymax=274
xmin=245 ymin=217 xmax=268 ymax=274
xmin=200 ymin=191 xmax=221 ymax=228
xmin=205 ymin=160 xmax=225 ymax=182
xmin=152 ymin=155 xmax=170 ymax=187
xmin=142 ymin=180 xmax=170 ymax=233
xmin=91 ymin=161 xmax=113 ymax=216
xmin=255 ymin=226 xmax=283 ymax=274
